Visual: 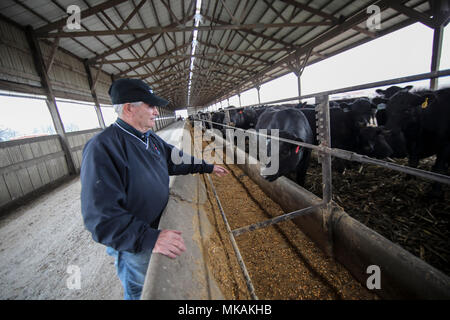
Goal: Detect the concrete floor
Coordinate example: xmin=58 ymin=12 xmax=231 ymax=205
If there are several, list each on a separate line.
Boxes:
xmin=0 ymin=121 xmax=185 ymax=300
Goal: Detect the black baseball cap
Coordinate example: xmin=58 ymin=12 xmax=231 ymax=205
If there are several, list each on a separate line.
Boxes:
xmin=108 ymin=78 xmax=169 ymax=107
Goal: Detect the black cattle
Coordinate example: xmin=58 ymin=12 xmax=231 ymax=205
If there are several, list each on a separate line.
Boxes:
xmin=373 ymin=85 xmax=414 ymax=126
xmin=255 ymin=107 xmax=313 ymax=186
xmin=338 ymin=98 xmax=377 ymax=127
xmin=253 ymin=106 xmax=269 ymax=119
xmin=299 ymin=106 xmax=392 ymax=169
xmin=211 ymin=110 xmax=225 ymax=131
xmin=376 ymin=85 xmax=413 ymax=99
xmin=384 ymin=88 xmax=450 ymax=195
xmin=385 ymin=88 xmax=450 ymax=166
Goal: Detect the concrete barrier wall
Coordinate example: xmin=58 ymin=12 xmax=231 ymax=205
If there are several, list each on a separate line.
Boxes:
xmin=141 ymin=173 xmax=224 ymax=300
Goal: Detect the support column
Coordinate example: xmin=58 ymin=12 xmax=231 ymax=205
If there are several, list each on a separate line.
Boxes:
xmin=430 ymin=25 xmax=444 ymax=90
xmin=25 ymin=26 xmax=76 ymax=175
xmin=84 ymin=60 xmax=106 ymax=129
xmin=238 ymin=92 xmax=242 ymax=108
xmin=256 ymin=84 xmax=261 ymax=105
xmin=296 ymin=74 xmax=302 ymax=101
xmin=316 ymin=94 xmax=333 ymax=257
xmin=252 ymin=77 xmax=263 ymax=105
xmin=286 ymin=48 xmax=312 ymax=103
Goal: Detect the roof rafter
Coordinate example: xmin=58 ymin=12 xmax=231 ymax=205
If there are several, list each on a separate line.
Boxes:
xmin=36 ymin=20 xmax=333 ymax=38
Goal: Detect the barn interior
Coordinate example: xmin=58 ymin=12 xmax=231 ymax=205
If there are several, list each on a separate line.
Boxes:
xmin=0 ymin=0 xmax=449 ymax=301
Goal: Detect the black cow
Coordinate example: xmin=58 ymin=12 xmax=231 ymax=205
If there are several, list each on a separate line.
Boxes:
xmin=300 ymin=106 xmax=392 ymax=161
xmin=229 ymin=107 xmax=259 ymax=130
xmin=384 ymin=87 xmax=450 ymax=195
xmin=373 ymin=85 xmax=414 ymax=126
xmin=255 ymin=107 xmax=313 ymax=186
xmin=338 ymin=98 xmax=377 ymax=127
xmin=211 ymin=110 xmax=225 ymax=131
xmin=376 ymin=85 xmax=413 ymax=99
xmin=197 ymin=112 xmax=210 ymax=129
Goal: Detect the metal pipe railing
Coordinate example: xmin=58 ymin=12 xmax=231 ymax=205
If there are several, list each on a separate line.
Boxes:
xmin=194 ymin=69 xmax=450 ymax=186
xmin=195 ymin=119 xmax=450 ymax=186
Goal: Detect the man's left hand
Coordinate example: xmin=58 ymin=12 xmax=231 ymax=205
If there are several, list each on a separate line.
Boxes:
xmin=212 ymin=165 xmax=229 ymax=177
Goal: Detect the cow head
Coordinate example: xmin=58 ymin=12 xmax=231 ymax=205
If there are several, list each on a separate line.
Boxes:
xmin=383 ymin=91 xmax=436 ymax=158
xmin=342 ymin=99 xmax=373 ymax=127
xmin=376 ymin=85 xmax=413 ymax=99
xmin=229 ymin=108 xmax=245 ymax=128
xmin=385 ymin=91 xmax=435 ymax=131
xmin=260 ymin=130 xmax=304 ymax=181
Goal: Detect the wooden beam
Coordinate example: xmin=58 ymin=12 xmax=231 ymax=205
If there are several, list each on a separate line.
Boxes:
xmin=118 ymin=0 xmax=147 ymax=30
xmin=91 ymin=57 xmax=105 ymax=92
xmin=84 ymin=60 xmax=106 ymax=129
xmin=201 ymin=15 xmax=298 ymax=50
xmin=37 ymin=20 xmax=333 ymax=38
xmin=389 ymin=2 xmax=435 ymax=28
xmin=115 ymin=42 xmax=192 ymax=76
xmin=45 ymin=34 xmax=60 ymax=73
xmin=87 ymin=15 xmax=194 ymax=64
xmin=279 ymin=0 xmax=377 ymax=38
xmin=103 ymin=47 xmax=290 ymax=64
xmin=224 ymin=0 xmax=391 ymax=103
xmin=25 ymin=26 xmax=76 ymax=175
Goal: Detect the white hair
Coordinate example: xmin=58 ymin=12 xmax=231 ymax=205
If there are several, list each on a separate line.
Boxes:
xmin=113 ymin=101 xmax=144 ymax=116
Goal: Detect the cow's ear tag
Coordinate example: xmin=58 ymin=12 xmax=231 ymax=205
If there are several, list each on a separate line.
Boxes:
xmin=421 ymin=97 xmax=429 ymax=109
xmin=295 ymin=145 xmax=300 ymax=154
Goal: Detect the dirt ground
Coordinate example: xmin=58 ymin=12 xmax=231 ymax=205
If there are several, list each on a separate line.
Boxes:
xmin=0 ymin=177 xmax=123 ymax=300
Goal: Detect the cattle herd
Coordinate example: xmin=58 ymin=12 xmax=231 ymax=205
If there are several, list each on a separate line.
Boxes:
xmin=190 ymin=85 xmax=450 ymax=196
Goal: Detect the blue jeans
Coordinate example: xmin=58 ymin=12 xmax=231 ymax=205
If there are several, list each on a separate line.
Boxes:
xmin=106 ymin=247 xmax=152 ymax=300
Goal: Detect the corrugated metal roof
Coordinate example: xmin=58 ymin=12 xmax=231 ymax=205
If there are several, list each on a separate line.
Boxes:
xmin=0 ymin=0 xmax=444 ymax=110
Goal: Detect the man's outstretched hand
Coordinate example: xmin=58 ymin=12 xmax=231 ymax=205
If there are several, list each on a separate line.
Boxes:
xmin=153 ymin=229 xmax=186 ymax=259
xmin=212 ymin=165 xmax=229 ymax=177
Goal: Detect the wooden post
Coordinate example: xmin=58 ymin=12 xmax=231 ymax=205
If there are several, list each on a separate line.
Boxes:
xmin=84 ymin=60 xmax=106 ymax=129
xmin=25 ymin=26 xmax=76 ymax=175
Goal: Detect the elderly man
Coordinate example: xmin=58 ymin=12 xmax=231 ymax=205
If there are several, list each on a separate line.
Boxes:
xmin=80 ymin=78 xmax=228 ymax=300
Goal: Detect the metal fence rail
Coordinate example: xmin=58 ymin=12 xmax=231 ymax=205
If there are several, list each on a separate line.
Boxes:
xmin=198 ymin=119 xmax=450 ymax=185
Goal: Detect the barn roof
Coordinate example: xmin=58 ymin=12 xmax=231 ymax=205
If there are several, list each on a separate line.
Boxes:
xmin=0 ymin=0 xmax=446 ymax=110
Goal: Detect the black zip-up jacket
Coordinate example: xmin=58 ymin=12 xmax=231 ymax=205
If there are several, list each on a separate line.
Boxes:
xmin=80 ymin=119 xmax=214 ymax=253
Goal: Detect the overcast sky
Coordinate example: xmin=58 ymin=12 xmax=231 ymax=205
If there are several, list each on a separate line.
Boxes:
xmin=214 ymin=22 xmax=450 ymax=109
xmin=1 ymin=22 xmax=449 ymax=138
